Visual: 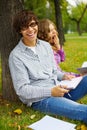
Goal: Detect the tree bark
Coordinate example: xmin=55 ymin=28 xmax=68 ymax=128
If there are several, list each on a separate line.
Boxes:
xmin=54 ymin=0 xmax=65 ymax=45
xmin=77 ymin=22 xmax=82 ymax=36
xmin=0 ymin=0 xmax=23 ymax=101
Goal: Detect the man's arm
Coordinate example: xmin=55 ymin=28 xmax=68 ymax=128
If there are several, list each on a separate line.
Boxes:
xmin=9 ymin=54 xmax=51 ymax=100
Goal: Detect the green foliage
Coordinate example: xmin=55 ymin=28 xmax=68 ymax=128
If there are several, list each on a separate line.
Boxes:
xmin=70 ymin=3 xmax=87 ymax=19
xmin=47 ymin=0 xmax=55 ymax=22
xmin=24 ymin=0 xmax=47 ymax=19
xmin=24 ymin=0 xmax=55 ymax=21
xmin=62 ymin=1 xmax=87 ymax=33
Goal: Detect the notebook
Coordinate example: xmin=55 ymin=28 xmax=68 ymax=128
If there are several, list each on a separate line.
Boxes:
xmin=58 ymin=76 xmax=83 ymax=89
xmin=77 ymin=61 xmax=87 ymax=74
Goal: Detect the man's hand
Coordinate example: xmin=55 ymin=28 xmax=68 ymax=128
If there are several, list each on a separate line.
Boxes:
xmin=51 ymin=85 xmax=69 ymax=97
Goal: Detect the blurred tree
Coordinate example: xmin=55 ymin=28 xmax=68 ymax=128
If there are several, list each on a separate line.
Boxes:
xmin=24 ymin=0 xmax=56 ymax=20
xmin=0 ymin=0 xmax=23 ymax=101
xmin=54 ymin=0 xmax=65 ymax=45
xmin=66 ymin=1 xmax=87 ymax=35
xmin=24 ymin=0 xmax=47 ymax=19
xmin=61 ymin=0 xmax=72 ymax=33
xmin=80 ymin=4 xmax=87 ymax=33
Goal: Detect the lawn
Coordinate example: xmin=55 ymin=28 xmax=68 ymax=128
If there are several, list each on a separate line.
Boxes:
xmin=0 ymin=33 xmax=87 ymax=130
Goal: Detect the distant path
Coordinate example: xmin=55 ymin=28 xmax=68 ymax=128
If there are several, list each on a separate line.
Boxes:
xmin=66 ymin=36 xmax=87 ymax=39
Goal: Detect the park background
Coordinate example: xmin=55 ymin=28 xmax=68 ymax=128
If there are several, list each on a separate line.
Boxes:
xmin=0 ymin=0 xmax=87 ymax=129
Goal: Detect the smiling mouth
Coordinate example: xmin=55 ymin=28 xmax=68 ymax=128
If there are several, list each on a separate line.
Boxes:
xmin=27 ymin=33 xmax=35 ymax=38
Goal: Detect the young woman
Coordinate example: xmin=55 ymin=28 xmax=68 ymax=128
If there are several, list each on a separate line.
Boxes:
xmin=38 ymin=19 xmax=80 ymax=77
xmin=38 ymin=19 xmax=65 ymax=71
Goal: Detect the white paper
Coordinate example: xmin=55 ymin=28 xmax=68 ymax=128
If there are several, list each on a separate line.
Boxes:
xmin=77 ymin=61 xmax=87 ymax=74
xmin=28 ymin=115 xmax=76 ymax=130
xmin=82 ymin=61 xmax=87 ymax=67
xmin=58 ymin=76 xmax=82 ymax=89
xmin=77 ymin=67 xmax=87 ymax=74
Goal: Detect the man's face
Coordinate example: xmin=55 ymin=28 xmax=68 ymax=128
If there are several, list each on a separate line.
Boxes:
xmin=20 ymin=20 xmax=38 ymax=45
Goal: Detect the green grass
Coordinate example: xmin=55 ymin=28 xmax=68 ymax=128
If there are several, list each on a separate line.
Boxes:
xmin=0 ymin=33 xmax=87 ymax=129
xmin=65 ymin=32 xmax=87 ymax=37
xmin=61 ymin=33 xmax=87 ymax=73
xmin=0 ymin=101 xmax=45 ymax=130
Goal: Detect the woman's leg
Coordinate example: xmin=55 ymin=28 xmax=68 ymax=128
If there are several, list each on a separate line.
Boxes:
xmin=32 ymin=97 xmax=87 ymax=124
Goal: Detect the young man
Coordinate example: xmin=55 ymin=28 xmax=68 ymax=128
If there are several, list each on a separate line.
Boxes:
xmin=9 ymin=10 xmax=87 ymax=124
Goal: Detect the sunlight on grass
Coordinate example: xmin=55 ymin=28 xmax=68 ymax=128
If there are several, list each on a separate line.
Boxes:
xmin=60 ymin=33 xmax=87 ymax=73
xmin=0 ymin=33 xmax=87 ymax=129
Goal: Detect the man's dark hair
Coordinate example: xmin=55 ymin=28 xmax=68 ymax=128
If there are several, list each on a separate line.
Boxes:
xmin=13 ymin=10 xmax=38 ymax=33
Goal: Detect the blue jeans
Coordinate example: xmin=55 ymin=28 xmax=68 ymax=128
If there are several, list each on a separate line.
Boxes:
xmin=31 ymin=76 xmax=87 ymax=124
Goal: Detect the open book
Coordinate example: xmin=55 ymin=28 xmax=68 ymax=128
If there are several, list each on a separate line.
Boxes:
xmin=58 ymin=76 xmax=83 ymax=89
xmin=28 ymin=115 xmax=76 ymax=130
xmin=77 ymin=61 xmax=87 ymax=74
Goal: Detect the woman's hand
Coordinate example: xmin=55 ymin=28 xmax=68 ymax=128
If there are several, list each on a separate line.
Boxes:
xmin=49 ymin=34 xmax=60 ymax=51
xmin=51 ymin=85 xmax=69 ymax=97
xmin=52 ymin=35 xmax=60 ymax=50
xmin=62 ymin=74 xmax=75 ymax=80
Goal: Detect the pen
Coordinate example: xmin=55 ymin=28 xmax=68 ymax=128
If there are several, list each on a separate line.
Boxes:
xmin=59 ymin=85 xmax=72 ymax=98
xmin=68 ymin=93 xmax=71 ymax=98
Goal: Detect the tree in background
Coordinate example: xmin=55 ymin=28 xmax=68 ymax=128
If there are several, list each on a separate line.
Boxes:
xmin=64 ymin=1 xmax=87 ymax=35
xmin=24 ymin=0 xmax=48 ymax=19
xmin=54 ymin=0 xmax=65 ymax=45
xmin=0 ymin=0 xmax=23 ymax=101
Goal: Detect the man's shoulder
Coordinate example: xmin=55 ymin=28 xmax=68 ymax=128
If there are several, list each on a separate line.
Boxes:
xmin=9 ymin=41 xmax=21 ymax=59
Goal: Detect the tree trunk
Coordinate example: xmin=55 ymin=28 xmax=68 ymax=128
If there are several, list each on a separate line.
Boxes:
xmin=0 ymin=0 xmax=23 ymax=101
xmin=54 ymin=0 xmax=65 ymax=45
xmin=77 ymin=22 xmax=82 ymax=36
